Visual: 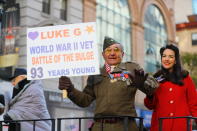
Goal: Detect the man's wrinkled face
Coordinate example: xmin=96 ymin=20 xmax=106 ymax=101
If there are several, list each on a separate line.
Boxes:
xmin=102 ymin=44 xmax=124 ymax=66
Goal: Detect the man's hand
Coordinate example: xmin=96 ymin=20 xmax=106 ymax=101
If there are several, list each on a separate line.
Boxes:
xmin=58 ymin=76 xmax=74 ymax=92
xmin=129 ymin=69 xmax=159 ymax=96
xmin=129 ymin=69 xmax=148 ymax=87
xmin=0 ymin=106 xmax=4 ymax=115
xmin=3 ymin=113 xmax=12 ymax=123
xmin=0 ymin=94 xmax=5 ymax=105
xmin=0 ymin=94 xmax=5 ymax=115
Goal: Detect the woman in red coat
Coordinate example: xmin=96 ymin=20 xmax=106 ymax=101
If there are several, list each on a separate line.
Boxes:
xmin=144 ymin=44 xmax=197 ymax=131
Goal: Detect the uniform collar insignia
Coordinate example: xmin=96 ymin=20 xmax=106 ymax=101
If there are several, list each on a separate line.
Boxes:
xmin=101 ymin=63 xmax=127 ymax=76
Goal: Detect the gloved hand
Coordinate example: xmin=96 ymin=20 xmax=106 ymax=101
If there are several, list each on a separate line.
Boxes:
xmin=0 ymin=107 xmax=4 ymax=115
xmin=129 ymin=69 xmax=148 ymax=88
xmin=0 ymin=94 xmax=5 ymax=115
xmin=153 ymin=71 xmax=166 ymax=83
xmin=0 ymin=94 xmax=5 ymax=106
xmin=3 ymin=113 xmax=12 ymax=123
xmin=58 ymin=76 xmax=74 ymax=92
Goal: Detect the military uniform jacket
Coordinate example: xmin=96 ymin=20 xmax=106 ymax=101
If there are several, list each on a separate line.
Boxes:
xmin=68 ymin=62 xmax=158 ymax=117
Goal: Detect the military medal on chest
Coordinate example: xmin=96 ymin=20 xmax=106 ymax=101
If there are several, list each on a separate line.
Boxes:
xmin=123 ymin=71 xmax=132 ymax=86
xmin=109 ymin=74 xmax=117 ymax=83
xmin=109 ymin=71 xmax=130 ymax=85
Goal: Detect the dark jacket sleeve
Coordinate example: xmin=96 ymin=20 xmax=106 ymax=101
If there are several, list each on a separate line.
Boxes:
xmin=126 ymin=62 xmax=159 ymax=96
xmin=68 ymin=75 xmax=102 ymax=107
xmin=144 ymin=95 xmax=157 ymax=110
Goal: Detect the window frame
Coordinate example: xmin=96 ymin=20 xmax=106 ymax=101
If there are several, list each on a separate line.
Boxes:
xmin=60 ymin=0 xmax=67 ymax=21
xmin=192 ymin=33 xmax=197 ymax=46
xmin=42 ymin=0 xmax=51 ymax=14
xmin=144 ymin=4 xmax=167 ymax=73
xmin=96 ymin=0 xmax=132 ymax=64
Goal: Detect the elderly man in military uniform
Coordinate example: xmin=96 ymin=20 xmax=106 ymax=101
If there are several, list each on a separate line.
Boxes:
xmin=58 ymin=36 xmax=158 ymax=131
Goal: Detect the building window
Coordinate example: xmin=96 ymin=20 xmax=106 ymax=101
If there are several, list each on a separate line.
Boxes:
xmin=96 ymin=0 xmax=132 ymax=64
xmin=192 ymin=33 xmax=197 ymax=45
xmin=42 ymin=0 xmax=50 ymax=14
xmin=60 ymin=0 xmax=67 ymax=20
xmin=144 ymin=5 xmax=167 ymax=73
xmin=192 ymin=0 xmax=197 ymax=14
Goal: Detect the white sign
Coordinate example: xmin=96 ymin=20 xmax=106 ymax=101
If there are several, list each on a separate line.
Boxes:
xmin=27 ymin=22 xmax=100 ymax=80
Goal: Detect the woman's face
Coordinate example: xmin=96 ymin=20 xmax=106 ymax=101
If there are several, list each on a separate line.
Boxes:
xmin=161 ymin=49 xmax=176 ymax=72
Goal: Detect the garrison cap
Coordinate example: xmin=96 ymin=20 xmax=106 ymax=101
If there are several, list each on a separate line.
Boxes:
xmin=103 ymin=36 xmax=120 ymax=51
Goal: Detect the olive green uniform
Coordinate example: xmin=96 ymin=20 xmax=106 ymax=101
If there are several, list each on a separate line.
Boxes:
xmin=68 ymin=62 xmax=158 ymax=131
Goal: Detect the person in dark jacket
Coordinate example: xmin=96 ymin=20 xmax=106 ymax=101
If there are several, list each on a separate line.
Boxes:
xmin=58 ymin=36 xmax=158 ymax=131
xmin=3 ymin=68 xmax=51 ymax=131
xmin=144 ymin=44 xmax=197 ymax=131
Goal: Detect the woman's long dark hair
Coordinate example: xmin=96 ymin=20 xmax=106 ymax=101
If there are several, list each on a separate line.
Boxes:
xmin=160 ymin=44 xmax=184 ymax=85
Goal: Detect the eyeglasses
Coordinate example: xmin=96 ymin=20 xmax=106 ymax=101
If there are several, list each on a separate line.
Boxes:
xmin=104 ymin=47 xmax=122 ymax=54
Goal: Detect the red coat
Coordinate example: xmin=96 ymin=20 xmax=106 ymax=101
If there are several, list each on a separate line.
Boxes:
xmin=144 ymin=75 xmax=197 ymax=131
